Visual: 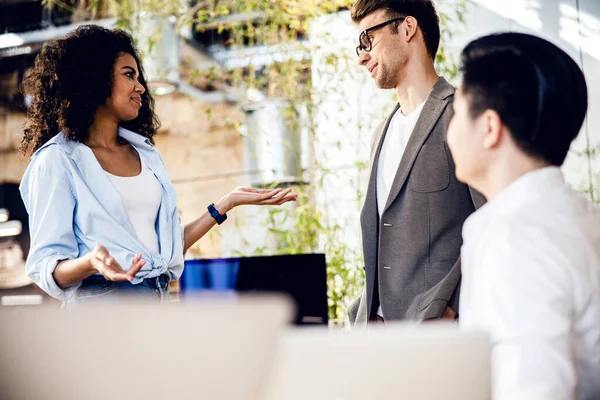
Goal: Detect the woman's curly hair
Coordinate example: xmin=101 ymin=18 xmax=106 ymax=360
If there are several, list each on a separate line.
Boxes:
xmin=21 ymin=25 xmax=160 ymax=154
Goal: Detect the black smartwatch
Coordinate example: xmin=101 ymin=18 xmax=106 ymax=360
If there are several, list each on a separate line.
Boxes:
xmin=207 ymin=203 xmax=227 ymax=225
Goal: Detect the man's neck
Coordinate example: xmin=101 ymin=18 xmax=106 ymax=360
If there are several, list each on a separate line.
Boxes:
xmin=478 ymin=156 xmax=552 ymax=201
xmin=395 ymin=60 xmax=439 ymax=115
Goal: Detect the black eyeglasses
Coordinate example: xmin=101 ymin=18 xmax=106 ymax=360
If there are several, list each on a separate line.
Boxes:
xmin=356 ymin=17 xmax=406 ymax=57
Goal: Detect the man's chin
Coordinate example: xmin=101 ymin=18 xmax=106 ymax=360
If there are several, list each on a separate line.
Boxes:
xmin=374 ymin=78 xmax=394 ymax=90
xmin=455 ymin=169 xmax=475 ymax=187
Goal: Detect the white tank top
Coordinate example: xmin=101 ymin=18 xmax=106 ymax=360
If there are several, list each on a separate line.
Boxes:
xmin=106 ymin=156 xmax=162 ymax=254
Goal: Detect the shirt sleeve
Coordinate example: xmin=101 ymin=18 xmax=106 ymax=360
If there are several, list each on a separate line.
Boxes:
xmin=476 ymin=225 xmax=576 ymax=400
xmin=20 ymin=148 xmax=81 ymax=301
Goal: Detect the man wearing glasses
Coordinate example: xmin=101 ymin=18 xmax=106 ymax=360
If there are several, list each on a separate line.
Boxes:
xmin=348 ymin=0 xmax=483 ymax=328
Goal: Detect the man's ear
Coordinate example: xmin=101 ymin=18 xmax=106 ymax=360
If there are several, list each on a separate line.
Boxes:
xmin=403 ymin=16 xmax=419 ymax=42
xmin=482 ymin=109 xmax=503 ymax=150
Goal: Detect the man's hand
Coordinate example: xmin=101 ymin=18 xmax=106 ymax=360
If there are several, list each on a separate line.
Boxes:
xmin=441 ymin=305 xmax=457 ymax=320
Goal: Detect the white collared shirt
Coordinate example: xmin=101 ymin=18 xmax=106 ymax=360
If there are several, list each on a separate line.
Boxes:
xmin=459 ymin=167 xmax=600 ymax=400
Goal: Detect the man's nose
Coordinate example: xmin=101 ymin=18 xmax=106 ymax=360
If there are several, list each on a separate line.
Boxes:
xmin=357 ymin=50 xmax=370 ymax=66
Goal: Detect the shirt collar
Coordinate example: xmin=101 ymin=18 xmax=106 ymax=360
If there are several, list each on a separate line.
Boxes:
xmin=117 ymin=127 xmax=154 ymax=150
xmin=32 ymin=132 xmax=77 ymax=158
xmin=464 ymin=166 xmax=564 ymax=236
xmin=398 ymin=100 xmax=426 ymax=118
xmin=31 ymin=127 xmax=153 ymax=159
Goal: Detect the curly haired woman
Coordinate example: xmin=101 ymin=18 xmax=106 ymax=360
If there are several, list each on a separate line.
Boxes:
xmin=19 ymin=25 xmax=296 ymax=305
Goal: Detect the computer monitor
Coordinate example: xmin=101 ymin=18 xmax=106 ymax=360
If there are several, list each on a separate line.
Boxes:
xmin=180 ymin=253 xmax=328 ymax=325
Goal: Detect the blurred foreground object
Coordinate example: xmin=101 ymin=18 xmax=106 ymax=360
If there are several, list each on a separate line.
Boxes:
xmin=264 ymin=324 xmax=491 ymax=400
xmin=0 ymin=295 xmax=292 ymax=400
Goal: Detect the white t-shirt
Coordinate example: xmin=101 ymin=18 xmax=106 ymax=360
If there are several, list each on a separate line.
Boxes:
xmin=376 ymin=101 xmax=425 ymax=318
xmin=106 ymin=155 xmax=162 ymax=254
xmin=460 ymin=167 xmax=600 ymax=400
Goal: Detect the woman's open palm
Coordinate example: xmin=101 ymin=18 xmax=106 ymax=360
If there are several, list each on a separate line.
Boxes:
xmin=228 ymin=187 xmax=298 ymax=207
xmin=89 ymin=245 xmax=146 ymax=282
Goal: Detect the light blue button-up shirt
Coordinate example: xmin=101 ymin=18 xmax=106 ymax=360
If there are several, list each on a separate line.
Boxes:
xmin=20 ymin=128 xmax=185 ymax=301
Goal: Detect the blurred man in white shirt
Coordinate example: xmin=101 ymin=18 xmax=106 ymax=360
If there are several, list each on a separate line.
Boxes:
xmin=447 ymin=32 xmax=600 ymax=400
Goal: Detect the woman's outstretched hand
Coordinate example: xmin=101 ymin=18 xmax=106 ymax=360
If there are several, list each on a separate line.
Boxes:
xmin=183 ymin=187 xmax=299 ymax=253
xmin=226 ymin=187 xmax=298 ymax=209
xmin=88 ymin=245 xmax=146 ymax=282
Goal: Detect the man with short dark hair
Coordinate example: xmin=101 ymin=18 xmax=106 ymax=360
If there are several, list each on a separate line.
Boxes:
xmin=449 ymin=32 xmax=600 ymax=399
xmin=348 ymin=0 xmax=483 ymax=327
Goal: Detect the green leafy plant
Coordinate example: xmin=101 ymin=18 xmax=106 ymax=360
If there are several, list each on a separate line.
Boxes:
xmin=576 ymin=144 xmax=600 ymax=204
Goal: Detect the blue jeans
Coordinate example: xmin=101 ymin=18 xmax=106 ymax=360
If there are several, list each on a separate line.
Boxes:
xmin=64 ymin=274 xmax=170 ymax=307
